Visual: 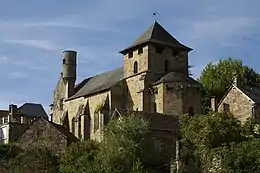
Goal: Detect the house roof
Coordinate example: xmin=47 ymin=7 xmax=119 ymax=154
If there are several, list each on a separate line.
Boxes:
xmin=67 ymin=67 xmax=124 ymax=100
xmin=218 ymin=84 xmax=260 ymax=107
xmin=19 ymin=103 xmax=48 ymax=118
xmin=154 ymin=71 xmax=201 ymax=86
xmin=0 ymin=110 xmax=8 ymax=117
xmin=239 ymin=85 xmax=260 ymax=103
xmin=48 ymin=120 xmax=78 ymax=142
xmin=119 ymin=21 xmax=192 ymax=54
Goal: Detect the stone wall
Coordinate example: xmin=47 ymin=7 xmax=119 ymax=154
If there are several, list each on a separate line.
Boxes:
xmin=218 ymin=86 xmax=253 ymax=123
xmin=17 ymin=119 xmax=69 ymax=155
xmin=64 ymin=91 xmax=111 ymax=141
xmin=123 ymin=45 xmax=149 ymax=78
xmin=52 ymin=76 xmax=65 ymax=124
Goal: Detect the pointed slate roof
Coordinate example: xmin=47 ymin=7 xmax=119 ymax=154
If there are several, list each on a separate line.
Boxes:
xmin=19 ymin=103 xmax=48 ymax=118
xmin=120 ymin=21 xmax=192 ymax=54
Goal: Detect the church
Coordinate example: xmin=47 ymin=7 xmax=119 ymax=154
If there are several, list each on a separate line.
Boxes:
xmin=50 ymin=21 xmax=202 ymax=141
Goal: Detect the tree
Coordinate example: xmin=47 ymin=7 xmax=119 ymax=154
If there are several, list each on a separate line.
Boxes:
xmin=0 ymin=144 xmax=21 ymax=172
xmin=9 ymin=146 xmax=59 ymax=173
xmin=98 ymin=112 xmax=149 ymax=173
xmin=179 ymin=112 xmax=246 ymax=172
xmin=199 ymin=58 xmax=260 ymax=113
xmin=60 ymin=140 xmax=100 ymax=173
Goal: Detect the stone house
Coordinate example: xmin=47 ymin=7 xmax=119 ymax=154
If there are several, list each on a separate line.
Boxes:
xmin=50 ymin=21 xmax=202 ymax=142
xmin=0 ymin=103 xmax=48 ymax=144
xmin=212 ymin=76 xmax=260 ymax=123
xmin=17 ymin=118 xmax=78 ymax=155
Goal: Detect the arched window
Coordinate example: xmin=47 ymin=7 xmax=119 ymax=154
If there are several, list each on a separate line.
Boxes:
xmin=188 ymin=107 xmax=194 ymax=116
xmin=94 ymin=112 xmax=99 ymax=132
xmin=71 ymin=117 xmax=76 ymax=135
xmin=133 ymin=61 xmax=138 ymax=74
xmin=78 ymin=116 xmax=82 ymax=139
xmin=165 ymin=60 xmax=169 ymax=73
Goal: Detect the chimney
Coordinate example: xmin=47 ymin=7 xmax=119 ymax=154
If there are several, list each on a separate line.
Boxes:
xmin=9 ymin=104 xmax=18 ymax=122
xmin=62 ymin=50 xmax=77 ymax=99
xmin=233 ymin=73 xmax=238 ymax=86
xmin=211 ymin=96 xmax=217 ymax=112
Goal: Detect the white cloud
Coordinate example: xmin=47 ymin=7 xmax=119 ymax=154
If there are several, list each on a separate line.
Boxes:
xmin=5 ymin=39 xmax=60 ymax=51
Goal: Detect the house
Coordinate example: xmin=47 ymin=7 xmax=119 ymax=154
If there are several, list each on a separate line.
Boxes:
xmin=211 ymin=75 xmax=260 ymax=123
xmin=50 ymin=21 xmax=202 ymax=141
xmin=17 ymin=118 xmax=78 ymax=155
xmin=0 ymin=103 xmax=48 ymax=144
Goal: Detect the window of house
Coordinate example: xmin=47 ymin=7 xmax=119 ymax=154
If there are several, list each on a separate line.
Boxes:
xmin=223 ymin=103 xmax=230 ymax=112
xmin=128 ymin=52 xmax=133 ymax=58
xmin=154 ymin=139 xmax=166 ymax=153
xmin=37 ymin=130 xmax=43 ymax=137
xmin=78 ymin=117 xmax=82 ymax=139
xmin=94 ymin=112 xmax=99 ymax=132
xmin=188 ymin=107 xmax=194 ymax=116
xmin=72 ymin=117 xmax=76 ymax=135
xmin=133 ymin=61 xmax=138 ymax=74
xmin=164 ymin=60 xmax=169 ymax=73
xmin=155 ymin=46 xmax=164 ymax=54
xmin=138 ymin=47 xmax=143 ymax=55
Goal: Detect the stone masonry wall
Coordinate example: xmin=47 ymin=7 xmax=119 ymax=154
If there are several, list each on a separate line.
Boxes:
xmin=123 ymin=45 xmax=149 ymax=78
xmin=17 ymin=119 xmax=68 ymax=155
xmin=218 ymin=86 xmax=253 ymax=123
xmin=64 ymin=91 xmax=111 ymax=141
xmin=52 ymin=76 xmax=65 ymax=124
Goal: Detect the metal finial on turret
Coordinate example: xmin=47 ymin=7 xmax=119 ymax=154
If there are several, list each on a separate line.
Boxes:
xmin=153 ymin=11 xmax=159 ymax=22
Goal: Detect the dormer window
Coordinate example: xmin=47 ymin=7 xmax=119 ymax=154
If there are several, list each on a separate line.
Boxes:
xmin=155 ymin=46 xmax=164 ymax=54
xmin=133 ymin=61 xmax=138 ymax=74
xmin=138 ymin=47 xmax=143 ymax=55
xmin=128 ymin=52 xmax=133 ymax=58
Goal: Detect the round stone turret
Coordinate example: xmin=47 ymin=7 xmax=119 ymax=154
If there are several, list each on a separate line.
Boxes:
xmin=62 ymin=50 xmax=77 ymax=80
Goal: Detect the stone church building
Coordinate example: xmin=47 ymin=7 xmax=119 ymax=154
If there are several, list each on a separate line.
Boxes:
xmin=50 ymin=21 xmax=202 ymax=141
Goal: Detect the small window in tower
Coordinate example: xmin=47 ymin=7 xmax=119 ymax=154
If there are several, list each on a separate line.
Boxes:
xmin=138 ymin=47 xmax=143 ymax=55
xmin=59 ymin=99 xmax=64 ymax=110
xmin=155 ymin=46 xmax=164 ymax=54
xmin=63 ymin=59 xmax=66 ymax=64
xmin=165 ymin=60 xmax=169 ymax=73
xmin=128 ymin=52 xmax=133 ymax=58
xmin=188 ymin=107 xmax=194 ymax=116
xmin=133 ymin=61 xmax=138 ymax=74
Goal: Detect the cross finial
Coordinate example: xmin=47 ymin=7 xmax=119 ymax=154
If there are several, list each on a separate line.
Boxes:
xmin=153 ymin=11 xmax=159 ymax=22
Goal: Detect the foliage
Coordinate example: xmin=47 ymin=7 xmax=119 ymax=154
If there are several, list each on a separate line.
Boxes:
xmin=98 ymin=112 xmax=149 ymax=173
xmin=0 ymin=144 xmax=21 ymax=172
xmin=60 ymin=140 xmax=100 ymax=173
xmin=60 ymin=112 xmax=149 ymax=173
xmin=9 ymin=146 xmax=59 ymax=173
xmin=179 ymin=112 xmax=249 ymax=172
xmin=199 ymin=58 xmax=260 ymax=113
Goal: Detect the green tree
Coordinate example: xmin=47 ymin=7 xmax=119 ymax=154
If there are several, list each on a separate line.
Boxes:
xmin=98 ymin=112 xmax=149 ymax=173
xmin=0 ymin=144 xmax=21 ymax=172
xmin=9 ymin=146 xmax=59 ymax=173
xmin=179 ymin=112 xmax=246 ymax=172
xmin=60 ymin=140 xmax=100 ymax=173
xmin=199 ymin=58 xmax=260 ymax=113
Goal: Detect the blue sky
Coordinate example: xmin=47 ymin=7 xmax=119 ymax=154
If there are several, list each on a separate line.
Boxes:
xmin=0 ymin=1 xmax=259 ymax=112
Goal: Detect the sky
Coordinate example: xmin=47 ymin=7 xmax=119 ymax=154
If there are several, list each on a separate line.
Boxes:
xmin=0 ymin=0 xmax=259 ymax=112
